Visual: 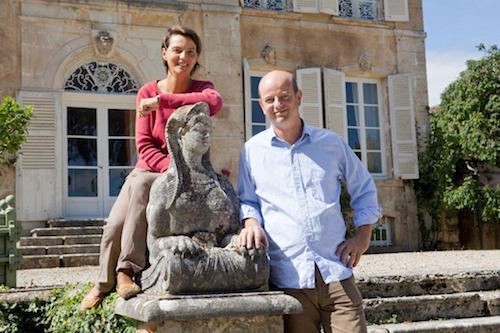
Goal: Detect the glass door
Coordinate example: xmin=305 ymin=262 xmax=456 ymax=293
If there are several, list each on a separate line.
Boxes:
xmin=63 ymin=93 xmax=136 ymax=218
xmin=105 ymin=108 xmax=137 ymax=213
xmin=66 ymin=106 xmax=102 ymax=216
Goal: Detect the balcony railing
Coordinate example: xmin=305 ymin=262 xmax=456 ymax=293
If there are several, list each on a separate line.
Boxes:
xmin=242 ymin=0 xmax=382 ymax=20
xmin=243 ymin=0 xmax=290 ymax=11
xmin=339 ymin=0 xmax=381 ymax=20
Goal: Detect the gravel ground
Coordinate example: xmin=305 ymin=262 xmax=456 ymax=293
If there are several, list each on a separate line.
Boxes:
xmin=16 ymin=250 xmax=500 ymax=289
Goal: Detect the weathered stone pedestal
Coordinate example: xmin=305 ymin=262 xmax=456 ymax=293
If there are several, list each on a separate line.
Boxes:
xmin=115 ymin=291 xmax=302 ymax=333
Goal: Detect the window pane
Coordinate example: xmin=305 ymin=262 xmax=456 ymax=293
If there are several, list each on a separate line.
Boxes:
xmin=251 ymin=76 xmax=261 ymax=99
xmin=364 ymin=106 xmax=379 ymax=127
xmin=347 ymin=105 xmax=359 ymax=126
xmin=355 ymin=151 xmax=362 ymax=160
xmin=367 ymin=152 xmax=382 ymax=173
xmin=109 ymin=168 xmax=132 ymax=196
xmin=68 ymin=138 xmax=97 ymax=166
xmin=366 ymin=129 xmax=381 ymax=149
xmin=109 ymin=139 xmax=138 ymax=166
xmin=67 ymin=107 xmax=96 ymax=136
xmin=251 ymin=101 xmax=265 ymax=123
xmin=68 ymin=169 xmax=97 ymax=197
xmin=345 ymin=82 xmax=358 ymax=104
xmin=363 ymin=83 xmax=378 ymax=104
xmin=252 ymin=125 xmax=266 ymax=136
xmin=348 ymin=128 xmax=361 ymax=150
xmin=109 ymin=109 xmax=136 ymax=136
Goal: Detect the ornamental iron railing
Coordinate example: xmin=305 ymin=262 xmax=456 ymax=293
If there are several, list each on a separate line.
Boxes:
xmin=64 ymin=62 xmax=139 ymax=94
xmin=242 ymin=0 xmax=382 ymax=20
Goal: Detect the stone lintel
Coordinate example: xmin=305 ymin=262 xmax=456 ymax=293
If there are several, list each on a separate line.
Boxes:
xmin=115 ymin=291 xmax=302 ymax=323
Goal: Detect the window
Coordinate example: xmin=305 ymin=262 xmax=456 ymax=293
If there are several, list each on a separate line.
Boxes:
xmin=243 ymin=0 xmax=289 ymax=11
xmin=245 ymin=74 xmax=269 ymax=140
xmin=339 ymin=0 xmax=381 ymax=20
xmin=370 ymin=216 xmax=392 ymax=246
xmin=242 ymin=0 xmax=383 ymax=21
xmin=346 ymin=79 xmax=385 ymax=176
xmin=64 ymin=62 xmax=139 ymax=94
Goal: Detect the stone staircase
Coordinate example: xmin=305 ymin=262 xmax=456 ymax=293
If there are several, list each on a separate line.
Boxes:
xmin=18 ymin=219 xmax=104 ymax=269
xmin=364 ymin=271 xmax=500 ymax=333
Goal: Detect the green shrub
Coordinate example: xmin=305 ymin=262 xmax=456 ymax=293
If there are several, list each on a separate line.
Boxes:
xmin=0 ymin=284 xmax=138 ymax=333
xmin=415 ymin=44 xmax=500 ymax=248
xmin=0 ymin=96 xmax=33 ymax=167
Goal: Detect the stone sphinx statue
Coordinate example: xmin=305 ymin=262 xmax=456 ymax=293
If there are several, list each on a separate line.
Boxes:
xmin=141 ymin=102 xmax=269 ymax=294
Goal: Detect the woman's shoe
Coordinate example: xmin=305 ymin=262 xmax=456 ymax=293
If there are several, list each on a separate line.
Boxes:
xmin=116 ymin=282 xmax=141 ymax=300
xmin=80 ymin=286 xmax=105 ymax=310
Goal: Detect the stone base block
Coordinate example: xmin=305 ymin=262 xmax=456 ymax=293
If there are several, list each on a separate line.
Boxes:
xmin=139 ymin=314 xmax=283 ymax=333
xmin=115 ymin=291 xmax=302 ymax=333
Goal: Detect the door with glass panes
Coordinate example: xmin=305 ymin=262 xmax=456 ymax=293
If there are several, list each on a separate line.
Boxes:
xmin=63 ymin=93 xmax=137 ymax=218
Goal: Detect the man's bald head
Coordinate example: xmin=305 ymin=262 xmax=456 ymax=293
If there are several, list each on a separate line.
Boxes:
xmin=258 ymin=70 xmax=298 ymax=98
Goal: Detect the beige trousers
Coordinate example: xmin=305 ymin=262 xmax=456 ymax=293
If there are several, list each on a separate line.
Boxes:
xmin=95 ymin=168 xmax=161 ymax=293
xmin=282 ymin=267 xmax=367 ymax=333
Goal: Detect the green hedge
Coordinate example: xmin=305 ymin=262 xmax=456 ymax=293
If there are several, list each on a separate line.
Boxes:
xmin=0 ymin=284 xmax=137 ymax=333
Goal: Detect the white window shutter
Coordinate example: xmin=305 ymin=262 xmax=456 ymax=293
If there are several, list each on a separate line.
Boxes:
xmin=388 ymin=74 xmax=419 ymax=179
xmin=296 ymin=68 xmax=324 ymax=128
xmin=243 ymin=59 xmax=252 ymax=141
xmin=319 ymin=0 xmax=339 ymax=16
xmin=293 ymin=0 xmax=319 ymax=13
xmin=384 ymin=0 xmax=409 ymax=22
xmin=16 ymin=91 xmax=60 ymax=220
xmin=323 ymin=68 xmax=347 ymax=140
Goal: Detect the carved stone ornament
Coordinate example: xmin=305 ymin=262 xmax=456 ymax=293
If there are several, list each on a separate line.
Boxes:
xmin=94 ymin=31 xmax=114 ymax=56
xmin=142 ymin=102 xmax=269 ymax=294
xmin=261 ymin=44 xmax=277 ymax=65
xmin=358 ymin=50 xmax=372 ymax=71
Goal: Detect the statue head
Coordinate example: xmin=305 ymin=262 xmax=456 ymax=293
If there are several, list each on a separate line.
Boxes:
xmin=178 ymin=106 xmax=211 ymax=158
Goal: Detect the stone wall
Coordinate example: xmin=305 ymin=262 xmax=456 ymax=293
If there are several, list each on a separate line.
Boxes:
xmin=0 ymin=0 xmax=21 ymax=199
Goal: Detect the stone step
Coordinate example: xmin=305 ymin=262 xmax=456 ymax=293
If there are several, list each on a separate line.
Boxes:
xmin=21 ymin=253 xmax=99 ymax=269
xmin=358 ymin=271 xmax=500 ymax=298
xmin=365 ymin=290 xmax=500 ymax=324
xmin=47 ymin=218 xmax=105 ymax=228
xmin=367 ymin=315 xmax=500 ymax=333
xmin=30 ymin=226 xmax=103 ymax=237
xmin=18 ymin=244 xmax=100 ymax=256
xmin=19 ymin=234 xmax=102 ymax=247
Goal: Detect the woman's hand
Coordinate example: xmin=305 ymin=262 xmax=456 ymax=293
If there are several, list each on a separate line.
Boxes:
xmin=137 ymin=95 xmax=160 ymax=117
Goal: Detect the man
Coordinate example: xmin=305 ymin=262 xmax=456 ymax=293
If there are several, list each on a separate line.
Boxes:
xmin=238 ymin=70 xmax=381 ymax=333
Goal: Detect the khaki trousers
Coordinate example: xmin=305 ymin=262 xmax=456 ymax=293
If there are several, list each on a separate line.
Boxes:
xmin=282 ymin=267 xmax=367 ymax=333
xmin=96 ymin=168 xmax=161 ymax=293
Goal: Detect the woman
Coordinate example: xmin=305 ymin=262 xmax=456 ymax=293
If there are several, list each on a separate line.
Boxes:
xmin=81 ymin=25 xmax=223 ymax=310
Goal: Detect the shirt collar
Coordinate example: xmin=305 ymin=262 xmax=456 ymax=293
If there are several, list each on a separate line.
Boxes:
xmin=269 ymin=119 xmax=311 ymax=146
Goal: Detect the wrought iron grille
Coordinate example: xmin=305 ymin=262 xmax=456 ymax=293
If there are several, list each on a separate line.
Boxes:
xmin=242 ymin=0 xmax=381 ymax=20
xmin=64 ymin=62 xmax=139 ymax=94
xmin=339 ymin=0 xmax=381 ymax=20
xmin=242 ymin=0 xmax=290 ymax=11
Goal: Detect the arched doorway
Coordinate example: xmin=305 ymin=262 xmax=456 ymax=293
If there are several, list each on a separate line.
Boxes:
xmin=62 ymin=62 xmax=140 ymax=218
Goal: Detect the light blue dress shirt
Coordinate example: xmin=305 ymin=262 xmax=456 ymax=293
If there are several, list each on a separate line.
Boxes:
xmin=238 ymin=123 xmax=382 ymax=289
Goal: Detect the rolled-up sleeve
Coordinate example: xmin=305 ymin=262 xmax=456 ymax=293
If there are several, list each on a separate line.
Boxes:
xmin=339 ymin=140 xmax=382 ymax=228
xmin=237 ymin=145 xmax=264 ymax=226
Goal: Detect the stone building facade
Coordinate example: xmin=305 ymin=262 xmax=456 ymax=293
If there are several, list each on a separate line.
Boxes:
xmin=0 ymin=0 xmax=428 ymax=251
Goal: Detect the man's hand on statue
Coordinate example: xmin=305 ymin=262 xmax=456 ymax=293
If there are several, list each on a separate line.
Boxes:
xmin=335 ymin=224 xmax=373 ymax=268
xmin=238 ymin=218 xmax=268 ymax=257
xmin=159 ymin=235 xmax=203 ymax=256
xmin=137 ymin=95 xmax=160 ymax=117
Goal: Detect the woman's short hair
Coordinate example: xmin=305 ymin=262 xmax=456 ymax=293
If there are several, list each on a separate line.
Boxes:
xmin=162 ymin=25 xmax=202 ymax=75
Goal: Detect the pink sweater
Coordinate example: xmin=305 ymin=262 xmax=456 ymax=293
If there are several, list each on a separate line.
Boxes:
xmin=135 ymin=80 xmax=223 ymax=173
